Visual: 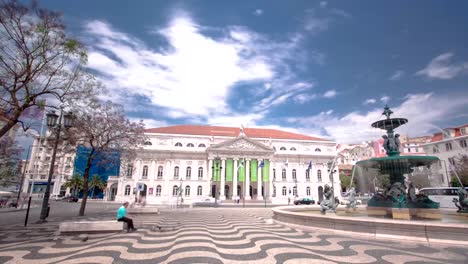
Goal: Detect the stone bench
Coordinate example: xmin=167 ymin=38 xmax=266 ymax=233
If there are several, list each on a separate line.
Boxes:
xmin=128 ymin=207 xmax=159 ymax=214
xmin=59 ymin=220 xmax=124 ymax=234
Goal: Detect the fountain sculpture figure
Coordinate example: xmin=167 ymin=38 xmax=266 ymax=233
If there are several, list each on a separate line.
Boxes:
xmin=320 ymin=184 xmax=338 ymax=213
xmin=453 ymin=187 xmax=468 ymax=213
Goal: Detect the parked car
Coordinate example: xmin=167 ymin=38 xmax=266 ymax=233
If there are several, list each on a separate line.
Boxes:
xmin=50 ymin=194 xmax=64 ymax=201
xmin=62 ymin=196 xmax=79 ymax=202
xmin=294 ymin=197 xmax=315 ymax=205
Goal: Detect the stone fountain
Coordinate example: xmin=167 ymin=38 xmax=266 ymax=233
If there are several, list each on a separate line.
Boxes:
xmin=272 ymin=106 xmax=468 ymax=244
xmin=356 ymin=105 xmax=440 ymax=220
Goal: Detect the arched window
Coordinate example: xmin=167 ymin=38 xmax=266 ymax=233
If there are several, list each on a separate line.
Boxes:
xmin=126 ymin=165 xmax=133 ymax=177
xmin=292 ymin=169 xmax=297 ymax=181
xmin=144 ymin=141 xmax=152 ymax=145
xmin=157 ymin=166 xmax=164 ymax=179
xmin=175 ymin=142 xmax=183 ymax=147
xmin=187 ymin=143 xmax=194 ymax=147
xmin=185 ymin=185 xmax=191 ymax=196
xmin=186 ymin=166 xmax=192 ymax=180
xmin=172 ymin=185 xmax=179 ymax=196
xmin=315 ymin=148 xmax=321 ymax=152
xmin=306 ymin=186 xmax=311 ymax=196
xmin=142 ymin=165 xmax=148 ymax=179
xmin=156 ymin=185 xmax=162 ymax=196
xmin=282 ymin=186 xmax=287 ymax=196
xmin=174 ymin=166 xmax=179 ymax=179
xmin=198 ymin=167 xmax=203 ymax=180
xmin=273 ymin=146 xmax=277 ymax=151
xmin=197 ymin=186 xmax=203 ymax=196
xmin=280 ymin=146 xmax=286 ymax=150
xmin=282 ymin=169 xmax=286 ymax=181
xmin=305 ymin=170 xmax=310 ymax=181
xmin=290 ymin=147 xmax=296 ymax=151
xmin=198 ymin=144 xmax=206 ymax=147
xmin=293 ymin=186 xmax=297 ymax=196
xmin=273 ymin=168 xmax=276 ymax=181
xmin=317 ymin=169 xmax=322 ymax=182
xmin=124 ymin=185 xmax=131 ymax=195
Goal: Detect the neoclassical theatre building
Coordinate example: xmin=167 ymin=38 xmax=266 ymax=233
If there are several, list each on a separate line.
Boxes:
xmin=107 ymin=125 xmax=340 ymax=204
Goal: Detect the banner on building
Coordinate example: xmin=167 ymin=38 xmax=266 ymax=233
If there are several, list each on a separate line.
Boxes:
xmin=250 ymin=159 xmax=258 ymax=182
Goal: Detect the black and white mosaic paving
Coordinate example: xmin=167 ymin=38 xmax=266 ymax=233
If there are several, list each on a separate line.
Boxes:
xmin=0 ymin=208 xmax=466 ymax=264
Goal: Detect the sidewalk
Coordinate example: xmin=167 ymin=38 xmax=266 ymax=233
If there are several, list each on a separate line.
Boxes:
xmin=0 ymin=204 xmax=38 ymax=213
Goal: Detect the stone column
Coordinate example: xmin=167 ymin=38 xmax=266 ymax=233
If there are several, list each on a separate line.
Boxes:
xmin=220 ymin=158 xmax=226 ymax=200
xmin=208 ymin=159 xmax=213 ymax=196
xmin=233 ymin=159 xmax=238 ymax=198
xmin=257 ymin=161 xmax=263 ymax=200
xmin=245 ymin=159 xmax=251 ymax=200
xmin=164 ymin=160 xmax=171 ymax=199
xmin=269 ymin=161 xmax=274 ymax=200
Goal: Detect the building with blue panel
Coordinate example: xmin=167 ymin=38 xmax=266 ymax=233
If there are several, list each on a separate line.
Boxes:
xmin=73 ymin=146 xmax=121 ymax=199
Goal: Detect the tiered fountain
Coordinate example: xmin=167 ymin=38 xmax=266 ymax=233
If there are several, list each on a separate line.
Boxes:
xmin=356 ymin=105 xmax=440 ymax=220
xmin=272 ymin=106 xmax=468 ymax=244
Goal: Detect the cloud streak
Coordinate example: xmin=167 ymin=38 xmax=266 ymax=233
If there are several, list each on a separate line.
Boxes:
xmin=416 ymin=52 xmax=468 ymax=80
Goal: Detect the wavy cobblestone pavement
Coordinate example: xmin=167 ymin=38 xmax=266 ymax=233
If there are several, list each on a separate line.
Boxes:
xmin=0 ymin=208 xmax=467 ymax=264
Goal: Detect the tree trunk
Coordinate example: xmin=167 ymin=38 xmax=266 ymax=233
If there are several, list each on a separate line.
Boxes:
xmin=0 ymin=119 xmax=18 ymax=139
xmin=78 ymin=149 xmax=95 ymax=216
xmin=92 ymin=187 xmax=95 ymax=199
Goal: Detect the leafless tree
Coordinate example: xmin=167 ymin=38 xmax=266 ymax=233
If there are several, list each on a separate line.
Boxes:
xmin=67 ymin=101 xmax=145 ymax=216
xmin=0 ymin=0 xmax=99 ymax=138
xmin=0 ymin=135 xmax=21 ymax=186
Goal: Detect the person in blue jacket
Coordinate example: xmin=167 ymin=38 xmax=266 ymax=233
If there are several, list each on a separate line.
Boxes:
xmin=117 ymin=202 xmax=137 ymax=232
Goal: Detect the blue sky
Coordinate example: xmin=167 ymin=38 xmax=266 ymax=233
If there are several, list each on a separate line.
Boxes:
xmin=37 ymin=0 xmax=468 ymax=143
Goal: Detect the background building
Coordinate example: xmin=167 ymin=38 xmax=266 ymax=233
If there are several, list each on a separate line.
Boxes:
xmin=422 ymin=124 xmax=468 ymax=186
xmin=73 ymin=145 xmax=120 ymax=199
xmin=21 ymin=134 xmax=75 ymax=197
xmin=108 ymin=125 xmax=340 ymax=205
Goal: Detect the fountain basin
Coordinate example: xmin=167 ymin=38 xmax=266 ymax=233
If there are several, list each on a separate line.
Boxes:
xmin=371 ymin=117 xmax=408 ymax=130
xmin=272 ymin=205 xmax=468 ymax=245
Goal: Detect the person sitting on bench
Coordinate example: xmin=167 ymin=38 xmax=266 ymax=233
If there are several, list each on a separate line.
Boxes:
xmin=117 ymin=202 xmax=137 ymax=232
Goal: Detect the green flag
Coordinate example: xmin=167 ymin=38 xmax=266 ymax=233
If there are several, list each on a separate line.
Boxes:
xmin=250 ymin=159 xmax=258 ymax=182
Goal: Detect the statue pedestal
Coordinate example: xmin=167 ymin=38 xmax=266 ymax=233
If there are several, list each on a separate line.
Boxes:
xmin=392 ymin=208 xmax=411 ymax=220
xmin=367 ymin=206 xmax=388 ymax=217
xmin=321 ymin=209 xmax=336 ymax=215
xmin=409 ymin=208 xmax=441 ymax=219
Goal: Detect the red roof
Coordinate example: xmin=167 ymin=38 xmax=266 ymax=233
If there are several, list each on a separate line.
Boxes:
xmin=145 ymin=125 xmax=329 ymax=141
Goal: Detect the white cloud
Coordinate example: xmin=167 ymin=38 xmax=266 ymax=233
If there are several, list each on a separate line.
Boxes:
xmin=323 ymin=90 xmax=337 ymax=98
xmin=286 ymin=93 xmax=468 ymax=143
xmin=416 ymin=52 xmax=468 ymax=80
xmin=320 ymin=1 xmax=327 ymax=8
xmin=389 ymin=70 xmax=404 ymax=81
xmin=293 ymin=93 xmax=317 ymax=104
xmin=380 ymin=96 xmax=390 ymax=103
xmin=363 ymin=98 xmax=376 ymax=105
xmin=254 ymin=9 xmax=263 ymax=16
xmin=84 ymin=16 xmax=306 ymax=122
xmin=304 ymin=17 xmax=330 ymax=33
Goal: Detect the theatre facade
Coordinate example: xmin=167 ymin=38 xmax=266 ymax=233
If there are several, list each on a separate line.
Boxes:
xmin=107 ymin=125 xmax=340 ymax=205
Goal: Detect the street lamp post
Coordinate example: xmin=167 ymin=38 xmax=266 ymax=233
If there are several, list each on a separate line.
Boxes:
xmin=178 ymin=178 xmax=183 ymax=208
xmin=327 ymin=160 xmax=337 ymax=208
xmin=211 ymin=156 xmax=222 ymax=207
xmin=38 ymin=109 xmax=73 ymax=223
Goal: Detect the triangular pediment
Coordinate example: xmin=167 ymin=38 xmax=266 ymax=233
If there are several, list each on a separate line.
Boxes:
xmin=208 ymin=136 xmax=273 ymax=152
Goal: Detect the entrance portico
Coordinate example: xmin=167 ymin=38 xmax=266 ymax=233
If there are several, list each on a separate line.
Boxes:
xmin=207 ymin=135 xmax=275 ymax=202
